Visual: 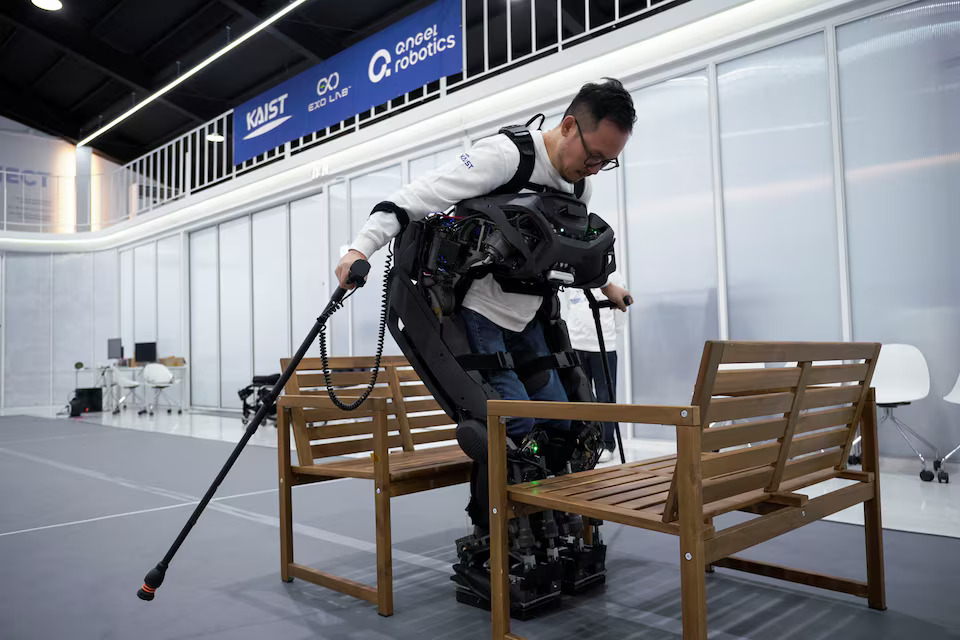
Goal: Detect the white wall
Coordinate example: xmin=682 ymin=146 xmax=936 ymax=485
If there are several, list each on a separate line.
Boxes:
xmin=2 ymin=1 xmax=958 ymax=461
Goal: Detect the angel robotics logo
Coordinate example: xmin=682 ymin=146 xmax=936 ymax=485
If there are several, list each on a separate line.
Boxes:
xmin=368 ymin=23 xmax=457 ymax=83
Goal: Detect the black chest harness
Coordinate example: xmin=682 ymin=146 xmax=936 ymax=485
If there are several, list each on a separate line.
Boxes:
xmin=382 ymin=117 xmax=616 ymax=411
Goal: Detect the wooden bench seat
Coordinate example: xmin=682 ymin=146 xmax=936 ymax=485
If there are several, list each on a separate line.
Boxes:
xmin=277 ymin=355 xmax=471 ymax=616
xmin=488 ymin=340 xmax=885 ymax=639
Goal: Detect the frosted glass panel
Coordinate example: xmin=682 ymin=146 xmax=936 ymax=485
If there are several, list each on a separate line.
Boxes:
xmin=252 ymin=206 xmax=289 ymax=375
xmin=93 ymin=250 xmax=118 ymax=364
xmin=3 ymin=254 xmax=52 ymax=406
xmin=291 ymin=193 xmax=329 ymax=359
xmin=838 ymin=0 xmax=960 ymax=455
xmin=350 ymin=166 xmax=402 ymax=357
xmin=53 ymin=254 xmax=94 ymax=405
xmin=156 ymin=236 xmax=181 ymax=359
xmin=218 ymin=217 xmax=252 ymax=408
xmin=409 ymin=146 xmax=460 ymax=182
xmin=328 ymin=183 xmax=350 ymax=354
xmin=719 ymin=34 xmax=841 ymax=341
xmin=120 ymin=249 xmax=133 ymax=356
xmin=624 ymin=72 xmax=719 ymax=424
xmin=189 ymin=228 xmax=218 ymax=407
xmin=134 ymin=243 xmax=157 ymax=344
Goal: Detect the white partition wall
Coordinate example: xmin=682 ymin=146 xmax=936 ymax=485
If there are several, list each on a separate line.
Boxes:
xmin=3 ymin=0 xmax=957 ymax=450
xmin=409 ymin=146 xmax=461 ymax=182
xmin=327 ymin=182 xmax=351 ymax=355
xmin=3 ymin=254 xmax=53 ymax=407
xmin=119 ymin=249 xmax=134 ymax=358
xmin=290 ymin=193 xmax=329 ymax=359
xmin=52 ymin=254 xmax=95 ymax=406
xmin=719 ymin=34 xmax=842 ymax=342
xmin=218 ymin=217 xmax=252 ymax=409
xmin=838 ymin=0 xmax=960 ymax=455
xmin=156 ymin=236 xmax=182 ymax=359
xmin=349 ymin=165 xmax=403 ymax=357
xmin=189 ymin=228 xmax=219 ymax=408
xmin=623 ymin=72 xmax=719 ymax=418
xmin=251 ymin=206 xmax=289 ymax=376
xmin=93 ymin=250 xmax=119 ymax=363
xmin=133 ymin=243 xmax=157 ymax=346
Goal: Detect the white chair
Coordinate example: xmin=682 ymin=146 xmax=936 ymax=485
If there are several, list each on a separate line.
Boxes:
xmin=937 ymin=371 xmax=960 ymax=483
xmin=868 ymin=344 xmax=939 ymax=481
xmin=113 ymin=373 xmax=142 ymax=414
xmin=142 ymin=363 xmax=182 ymax=416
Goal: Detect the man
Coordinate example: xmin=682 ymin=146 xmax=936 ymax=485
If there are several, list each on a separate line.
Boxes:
xmin=336 ymin=78 xmax=635 ymax=441
xmin=564 ymin=270 xmax=629 ymax=462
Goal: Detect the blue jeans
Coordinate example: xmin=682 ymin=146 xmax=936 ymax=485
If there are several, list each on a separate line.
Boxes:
xmin=460 ymin=308 xmax=570 ymax=437
xmin=576 ymin=350 xmax=619 ymax=451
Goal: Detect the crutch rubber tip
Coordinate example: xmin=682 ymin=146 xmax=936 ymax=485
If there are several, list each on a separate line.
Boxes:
xmin=137 ymin=564 xmax=166 ymax=601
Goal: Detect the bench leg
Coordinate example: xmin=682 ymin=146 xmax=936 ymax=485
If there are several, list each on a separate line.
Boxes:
xmin=374 ymin=488 xmax=394 ymax=616
xmin=860 ymin=395 xmax=886 ymax=610
xmin=279 ymin=472 xmax=294 ymax=582
xmin=488 ymin=415 xmax=516 ymax=639
xmin=678 ymin=427 xmax=707 ymax=640
xmin=278 ymin=409 xmax=294 ymax=583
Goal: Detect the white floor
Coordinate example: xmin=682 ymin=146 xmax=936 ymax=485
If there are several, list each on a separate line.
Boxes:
xmin=5 ymin=405 xmax=959 ymax=539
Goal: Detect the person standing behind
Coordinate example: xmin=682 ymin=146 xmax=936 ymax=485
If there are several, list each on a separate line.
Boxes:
xmin=564 ymin=270 xmax=628 ymax=462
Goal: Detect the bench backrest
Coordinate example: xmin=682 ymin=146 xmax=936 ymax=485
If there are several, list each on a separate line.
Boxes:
xmin=661 ymin=341 xmax=882 ymax=522
xmin=280 ymin=355 xmax=457 ymax=466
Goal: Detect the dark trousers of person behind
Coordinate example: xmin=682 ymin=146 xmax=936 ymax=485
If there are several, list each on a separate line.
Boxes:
xmin=575 ymin=350 xmax=618 ymax=452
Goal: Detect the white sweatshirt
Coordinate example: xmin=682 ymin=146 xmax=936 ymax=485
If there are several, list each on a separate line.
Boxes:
xmin=564 ymin=270 xmax=627 ymax=352
xmin=349 ymin=130 xmax=595 ymax=332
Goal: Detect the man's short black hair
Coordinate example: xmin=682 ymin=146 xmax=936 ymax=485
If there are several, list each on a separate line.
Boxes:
xmin=563 ymin=77 xmax=636 ymax=133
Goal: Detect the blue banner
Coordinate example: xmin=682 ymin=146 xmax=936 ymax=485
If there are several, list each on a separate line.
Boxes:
xmin=233 ymin=0 xmax=462 ymax=165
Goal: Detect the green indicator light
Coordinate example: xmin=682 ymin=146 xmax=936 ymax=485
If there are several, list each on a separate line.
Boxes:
xmin=531 ymin=442 xmax=539 ymax=453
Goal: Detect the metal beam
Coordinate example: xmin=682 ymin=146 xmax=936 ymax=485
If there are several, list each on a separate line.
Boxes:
xmin=0 ymin=4 xmax=208 ymax=125
xmin=340 ymin=0 xmax=437 ymax=48
xmin=217 ymin=0 xmax=323 ymax=63
xmin=0 ymin=79 xmax=82 ymax=142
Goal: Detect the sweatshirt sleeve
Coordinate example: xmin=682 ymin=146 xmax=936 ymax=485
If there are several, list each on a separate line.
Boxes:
xmin=349 ymin=135 xmax=519 ymax=259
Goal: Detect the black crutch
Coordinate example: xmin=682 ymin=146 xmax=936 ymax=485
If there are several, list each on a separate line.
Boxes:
xmin=137 ymin=259 xmax=371 ymax=601
xmin=583 ymin=289 xmax=632 ymax=465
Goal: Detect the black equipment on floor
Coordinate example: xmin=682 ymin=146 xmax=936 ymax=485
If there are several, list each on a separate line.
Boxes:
xmin=238 ymin=374 xmax=282 ymax=425
xmin=70 ymin=387 xmax=102 ymax=416
xmin=137 ymin=259 xmax=373 ymax=602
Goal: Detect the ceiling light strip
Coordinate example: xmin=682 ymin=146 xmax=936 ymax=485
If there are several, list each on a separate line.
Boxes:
xmin=77 ymin=0 xmax=312 ymax=147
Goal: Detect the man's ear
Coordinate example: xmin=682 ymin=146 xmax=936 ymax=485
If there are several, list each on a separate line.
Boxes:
xmin=560 ymin=114 xmax=576 ymax=136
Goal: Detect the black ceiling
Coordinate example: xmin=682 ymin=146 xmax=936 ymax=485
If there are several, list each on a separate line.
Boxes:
xmin=0 ymin=0 xmax=439 ymax=163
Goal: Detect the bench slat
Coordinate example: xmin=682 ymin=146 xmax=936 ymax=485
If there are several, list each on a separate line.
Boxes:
xmin=298 ymin=372 xmax=392 ymax=388
xmin=702 ymin=418 xmax=787 ymax=451
xmin=796 ymin=406 xmax=857 ymax=434
xmin=788 ymin=427 xmax=849 ymax=458
xmin=702 ymin=443 xmax=780 ymax=479
xmin=720 ymin=342 xmax=879 ymax=364
xmin=710 ymin=364 xmax=869 ymax=396
xmin=706 ymin=392 xmax=794 ymax=424
xmin=596 ymin=480 xmax=674 ymax=506
xmin=549 ymin=471 xmax=662 ymax=497
xmin=799 ymin=385 xmax=863 ymax=411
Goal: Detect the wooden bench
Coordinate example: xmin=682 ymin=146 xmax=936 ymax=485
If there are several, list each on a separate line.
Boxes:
xmin=276 ymin=355 xmax=472 ymax=616
xmin=487 ymin=340 xmax=885 ymax=639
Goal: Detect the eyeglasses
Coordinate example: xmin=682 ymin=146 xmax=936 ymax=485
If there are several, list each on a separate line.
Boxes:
xmin=574 ymin=118 xmax=620 ymax=171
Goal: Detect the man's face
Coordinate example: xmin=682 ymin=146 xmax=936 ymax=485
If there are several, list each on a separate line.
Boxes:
xmin=555 ymin=114 xmax=630 ymax=183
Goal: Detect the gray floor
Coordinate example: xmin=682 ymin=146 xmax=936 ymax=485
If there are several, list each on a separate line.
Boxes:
xmin=1 ymin=415 xmax=957 ymax=640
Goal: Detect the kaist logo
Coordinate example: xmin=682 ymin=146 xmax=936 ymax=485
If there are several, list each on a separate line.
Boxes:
xmin=308 ymin=71 xmax=350 ymax=112
xmin=243 ymin=93 xmax=291 ymax=140
xmin=368 ymin=23 xmax=457 ymax=83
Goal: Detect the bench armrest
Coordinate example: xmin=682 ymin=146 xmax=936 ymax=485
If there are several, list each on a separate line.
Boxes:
xmin=486 ymin=400 xmax=699 ymax=427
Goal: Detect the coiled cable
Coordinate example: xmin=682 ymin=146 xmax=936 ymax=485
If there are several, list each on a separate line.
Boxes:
xmin=317 ymin=247 xmax=393 ymax=410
